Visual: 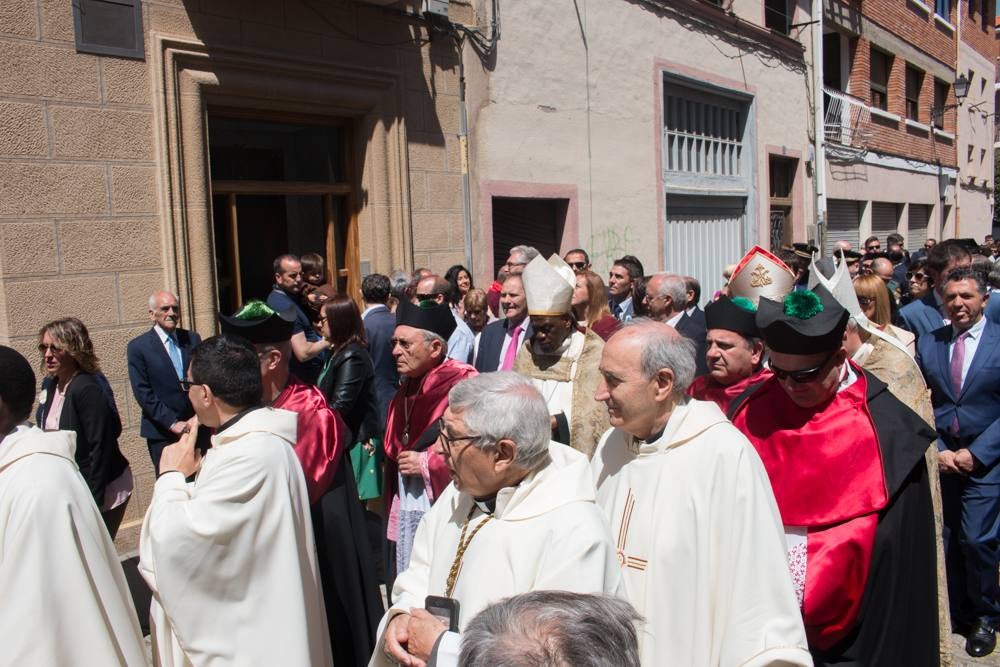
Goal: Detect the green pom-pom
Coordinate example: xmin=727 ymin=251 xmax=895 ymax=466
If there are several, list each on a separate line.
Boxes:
xmin=731 ymin=296 xmax=756 ymax=313
xmin=417 ymin=299 xmax=437 ymax=309
xmin=783 ymin=291 xmax=823 ymax=319
xmin=234 ymin=300 xmax=275 ymax=320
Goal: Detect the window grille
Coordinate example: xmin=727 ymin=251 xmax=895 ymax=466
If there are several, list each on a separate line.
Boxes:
xmin=664 ymin=89 xmax=745 ymax=177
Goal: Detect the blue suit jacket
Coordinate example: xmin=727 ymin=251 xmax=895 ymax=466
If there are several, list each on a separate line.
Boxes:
xmin=126 ymin=327 xmax=201 ymax=440
xmin=363 ymin=305 xmax=399 ymax=426
xmin=675 ymin=312 xmax=709 ymax=376
xmin=474 ymin=318 xmax=533 ymax=373
xmin=917 ymin=320 xmax=1000 ymax=482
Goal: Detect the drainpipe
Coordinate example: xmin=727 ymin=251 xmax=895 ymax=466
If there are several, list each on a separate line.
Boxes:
xmin=458 ymin=48 xmax=474 ymax=273
xmin=812 ymin=0 xmax=827 ymax=249
xmin=954 ymin=0 xmax=962 ymax=238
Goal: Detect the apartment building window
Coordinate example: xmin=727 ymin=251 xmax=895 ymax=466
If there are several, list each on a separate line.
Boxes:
xmin=933 ymin=79 xmax=948 ymax=129
xmin=765 ymin=0 xmax=791 ymax=34
xmin=870 ymin=49 xmax=890 ymax=111
xmin=905 ymin=66 xmax=923 ymax=121
xmin=935 ymin=0 xmax=950 ymax=20
xmin=664 ymin=88 xmax=747 ymax=177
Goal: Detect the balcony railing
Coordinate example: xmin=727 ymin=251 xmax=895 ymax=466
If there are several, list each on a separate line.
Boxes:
xmin=823 ymin=88 xmax=872 ymax=151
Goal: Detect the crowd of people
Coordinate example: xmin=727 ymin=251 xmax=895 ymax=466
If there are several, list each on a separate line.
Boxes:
xmin=2 ymin=233 xmax=1000 ymax=666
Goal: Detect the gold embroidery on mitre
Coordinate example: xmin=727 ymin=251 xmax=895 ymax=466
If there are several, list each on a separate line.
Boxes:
xmin=749 ymin=263 xmax=773 ymax=288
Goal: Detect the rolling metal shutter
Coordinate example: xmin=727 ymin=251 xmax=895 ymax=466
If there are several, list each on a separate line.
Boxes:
xmin=664 ymin=195 xmax=746 ymax=307
xmin=871 ymin=202 xmax=899 ymax=240
xmin=907 ymin=204 xmax=930 ymax=251
xmin=825 ymin=199 xmax=860 ymax=255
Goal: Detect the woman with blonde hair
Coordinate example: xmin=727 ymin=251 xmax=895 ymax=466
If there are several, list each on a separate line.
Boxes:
xmin=35 ymin=317 xmax=131 ymax=538
xmin=572 ymin=270 xmax=620 ymax=341
xmin=854 ymin=274 xmax=915 ymax=355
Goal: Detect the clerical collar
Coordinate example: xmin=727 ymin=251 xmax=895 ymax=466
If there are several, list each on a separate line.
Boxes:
xmin=216 ymin=405 xmax=261 ymax=435
xmin=640 ymin=424 xmax=667 ymax=446
xmin=473 ymin=495 xmax=497 ymax=514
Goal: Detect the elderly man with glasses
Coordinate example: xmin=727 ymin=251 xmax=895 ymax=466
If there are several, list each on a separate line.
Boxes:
xmin=730 ymin=285 xmax=939 ymax=665
xmin=372 ymin=372 xmax=620 ymax=667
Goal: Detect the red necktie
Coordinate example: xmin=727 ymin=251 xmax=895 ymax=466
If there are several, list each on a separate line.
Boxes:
xmin=949 ymin=330 xmax=969 ymax=433
xmin=501 ymin=325 xmax=522 ymax=371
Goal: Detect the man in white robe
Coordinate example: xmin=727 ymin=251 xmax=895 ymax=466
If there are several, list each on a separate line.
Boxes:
xmin=591 ymin=321 xmax=811 ymax=666
xmin=0 ymin=346 xmax=147 ymax=667
xmin=373 ymin=372 xmax=620 ymax=667
xmin=139 ymin=334 xmax=331 ymax=667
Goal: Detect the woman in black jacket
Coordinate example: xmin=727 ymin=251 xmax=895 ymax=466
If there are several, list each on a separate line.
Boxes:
xmin=36 ymin=317 xmax=131 ymax=538
xmin=317 ymin=295 xmax=383 ymax=502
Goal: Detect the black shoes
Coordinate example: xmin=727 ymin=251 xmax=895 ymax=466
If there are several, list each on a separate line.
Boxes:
xmin=965 ymin=619 xmax=997 ymax=658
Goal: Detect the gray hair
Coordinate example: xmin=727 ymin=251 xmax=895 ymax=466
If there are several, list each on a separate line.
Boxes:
xmin=622 ymin=318 xmax=696 ymax=396
xmin=509 ymin=245 xmax=540 ymax=265
xmin=649 ymin=272 xmax=687 ymax=306
xmin=447 ymin=372 xmax=551 ymax=472
xmin=389 ymin=270 xmax=411 ymax=301
xmin=459 ymin=591 xmax=642 ymax=667
xmin=148 ymin=290 xmax=178 ymax=311
xmin=419 ymin=330 xmax=449 ymax=349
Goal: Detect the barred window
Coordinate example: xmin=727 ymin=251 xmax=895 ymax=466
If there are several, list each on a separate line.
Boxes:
xmin=664 ymin=87 xmax=747 ymax=177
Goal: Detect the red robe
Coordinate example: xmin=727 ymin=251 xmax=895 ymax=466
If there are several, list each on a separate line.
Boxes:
xmin=731 ymin=366 xmax=886 ymax=650
xmin=273 ymin=378 xmax=346 ymax=505
xmin=383 ymin=358 xmax=478 ymax=505
xmin=687 ymin=366 xmax=772 ymax=416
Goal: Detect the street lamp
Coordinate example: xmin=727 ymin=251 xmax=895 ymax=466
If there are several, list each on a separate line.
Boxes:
xmin=933 ymin=73 xmax=970 ymax=121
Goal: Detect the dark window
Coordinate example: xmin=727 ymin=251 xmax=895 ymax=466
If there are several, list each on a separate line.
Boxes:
xmin=905 ymin=66 xmax=923 ymax=122
xmin=935 ymin=0 xmax=951 ymax=20
xmin=73 ymin=0 xmax=144 ymax=59
xmin=765 ymin=0 xmax=791 ymax=34
xmin=870 ymin=49 xmax=890 ymax=111
xmin=769 ymin=156 xmax=796 ymax=200
xmin=933 ymin=79 xmax=949 ymax=129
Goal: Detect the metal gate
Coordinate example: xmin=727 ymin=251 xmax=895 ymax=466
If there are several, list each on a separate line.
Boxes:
xmin=664 ymin=195 xmax=746 ymax=306
xmin=825 ymin=199 xmax=860 ymax=255
xmin=871 ymin=202 xmax=899 ymax=241
xmin=907 ymin=204 xmax=930 ymax=251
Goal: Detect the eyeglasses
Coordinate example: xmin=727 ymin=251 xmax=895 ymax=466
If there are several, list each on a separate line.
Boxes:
xmin=179 ymin=379 xmax=198 ymax=392
xmin=504 ymin=261 xmax=527 ymax=269
xmin=37 ymin=343 xmax=64 ymax=354
xmin=567 ymin=262 xmax=587 ymax=270
xmin=906 ymin=272 xmax=929 ymax=282
xmin=436 ymin=417 xmax=482 ymax=454
xmin=769 ymin=350 xmax=838 ymax=384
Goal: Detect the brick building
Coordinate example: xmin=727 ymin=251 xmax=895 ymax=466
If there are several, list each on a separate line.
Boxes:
xmin=821 ymin=0 xmax=995 ymax=251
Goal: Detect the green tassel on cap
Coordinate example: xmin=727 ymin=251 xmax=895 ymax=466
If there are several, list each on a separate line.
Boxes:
xmin=782 ymin=291 xmax=823 ymax=319
xmin=731 ymin=296 xmax=756 ymax=313
xmin=233 ymin=300 xmax=276 ymax=320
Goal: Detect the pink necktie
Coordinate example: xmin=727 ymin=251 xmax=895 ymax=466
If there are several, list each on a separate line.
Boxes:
xmin=501 ymin=325 xmax=522 ymax=371
xmin=949 ymin=330 xmax=969 ymax=433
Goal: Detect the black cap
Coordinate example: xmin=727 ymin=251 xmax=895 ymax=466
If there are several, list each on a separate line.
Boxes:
xmin=756 ymin=285 xmax=848 ymax=354
xmin=705 ymin=296 xmax=759 ymax=338
xmin=396 ymin=299 xmax=457 ymax=340
xmin=219 ymin=300 xmax=296 ymax=344
xmin=838 ymin=249 xmax=862 ymax=263
xmin=792 ymin=243 xmax=819 ymax=260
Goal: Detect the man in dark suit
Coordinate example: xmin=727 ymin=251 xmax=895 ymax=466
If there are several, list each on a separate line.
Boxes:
xmin=361 ymin=273 xmax=398 ymax=426
xmin=126 ymin=290 xmax=201 ymax=474
xmin=901 ymin=239 xmax=974 ymax=339
xmin=917 ymin=267 xmax=1000 ymax=657
xmin=475 ymin=274 xmax=532 ymax=373
xmin=645 ymin=272 xmax=708 ymax=376
xmin=683 ymin=276 xmax=705 ymax=329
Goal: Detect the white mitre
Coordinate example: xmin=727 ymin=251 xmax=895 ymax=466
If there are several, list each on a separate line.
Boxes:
xmin=808 ymin=251 xmax=910 ymax=356
xmin=523 ymin=254 xmax=576 ymax=316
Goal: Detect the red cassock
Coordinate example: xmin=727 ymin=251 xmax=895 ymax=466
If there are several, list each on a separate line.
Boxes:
xmin=732 ymin=369 xmax=887 ymax=650
xmin=687 ymin=366 xmax=773 ymax=417
xmin=273 ymin=378 xmax=347 ymax=505
xmin=383 ymin=358 xmax=478 ymax=504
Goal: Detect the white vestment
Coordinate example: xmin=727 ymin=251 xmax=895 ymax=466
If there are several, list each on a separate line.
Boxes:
xmin=369 ymin=442 xmax=622 ymax=667
xmin=139 ymin=408 xmax=332 ymax=667
xmin=591 ymin=400 xmax=812 ymax=667
xmin=0 ymin=425 xmax=147 ymax=667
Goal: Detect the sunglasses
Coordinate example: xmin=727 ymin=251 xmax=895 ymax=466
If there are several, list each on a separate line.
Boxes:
xmin=856 ymin=296 xmax=873 ymax=307
xmin=770 ymin=350 xmax=838 ymax=384
xmin=38 ymin=343 xmax=64 ymax=354
xmin=567 ymin=262 xmax=587 ymax=270
xmin=414 ymin=293 xmax=440 ymax=301
xmin=906 ymin=272 xmax=929 ymax=282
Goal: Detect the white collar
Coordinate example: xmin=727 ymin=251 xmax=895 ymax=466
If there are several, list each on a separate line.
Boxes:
xmin=954 ymin=316 xmax=987 ymax=341
xmin=153 ymin=324 xmax=174 ymax=342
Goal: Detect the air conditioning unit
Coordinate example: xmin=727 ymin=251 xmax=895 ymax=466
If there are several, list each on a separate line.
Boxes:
xmin=425 ymin=0 xmax=449 ymax=17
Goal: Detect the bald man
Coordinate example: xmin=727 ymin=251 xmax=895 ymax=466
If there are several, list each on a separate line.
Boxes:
xmin=127 ymin=290 xmax=203 ymax=473
xmin=591 ymin=320 xmax=808 ymax=665
xmin=414 ymin=274 xmax=476 ymax=363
